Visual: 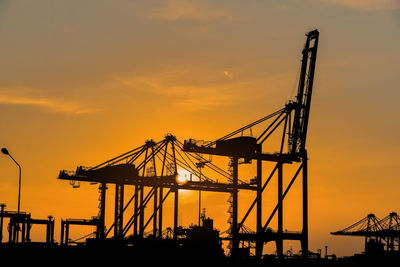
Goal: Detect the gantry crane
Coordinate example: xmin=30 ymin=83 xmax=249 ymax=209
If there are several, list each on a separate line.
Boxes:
xmin=182 ymin=29 xmax=319 ymax=259
xmin=332 ymin=212 xmax=400 ymax=253
xmin=58 ymin=29 xmax=319 ymax=259
xmin=58 ymin=134 xmax=256 ymax=244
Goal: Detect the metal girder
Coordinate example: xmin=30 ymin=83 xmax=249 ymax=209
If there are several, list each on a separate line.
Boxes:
xmin=58 ymin=173 xmax=256 ymax=193
xmin=182 ymin=143 xmax=298 ymax=163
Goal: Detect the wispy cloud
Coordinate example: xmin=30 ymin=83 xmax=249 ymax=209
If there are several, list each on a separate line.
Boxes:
xmin=144 ymin=0 xmax=232 ymax=21
xmin=0 ymin=90 xmax=99 ymax=114
xmin=321 ymin=0 xmax=400 ymax=11
xmin=112 ymin=69 xmax=243 ymax=111
xmin=175 ymin=94 xmax=233 ymax=112
xmin=111 ymin=62 xmax=303 ymax=112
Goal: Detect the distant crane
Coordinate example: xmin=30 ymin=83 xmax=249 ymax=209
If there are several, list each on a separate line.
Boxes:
xmin=331 ymin=212 xmax=400 ymax=254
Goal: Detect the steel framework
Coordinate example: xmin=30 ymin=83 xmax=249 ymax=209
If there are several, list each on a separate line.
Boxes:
xmin=0 ymin=204 xmax=55 ymax=245
xmin=58 ymin=134 xmax=257 ymax=242
xmin=182 ymin=29 xmax=319 ymax=259
xmin=332 ymin=212 xmax=400 ymax=253
xmin=57 ymin=29 xmax=319 ymax=259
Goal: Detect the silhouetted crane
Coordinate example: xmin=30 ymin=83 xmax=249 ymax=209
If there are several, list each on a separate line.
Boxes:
xmin=59 ymin=134 xmax=256 ymax=242
xmin=58 ymin=29 xmax=319 ymax=260
xmin=331 ymin=212 xmax=400 ymax=254
xmin=183 ymin=29 xmax=319 ymax=259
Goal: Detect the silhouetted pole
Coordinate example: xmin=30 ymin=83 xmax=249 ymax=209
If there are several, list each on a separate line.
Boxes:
xmin=158 ymin=186 xmax=163 ymax=239
xmin=197 ymin=164 xmax=203 ymax=226
xmin=1 ymin=148 xmax=22 ymax=242
xmin=153 ymin=184 xmax=158 ymax=237
xmin=134 ymin=185 xmax=139 ymax=237
xmin=0 ymin=204 xmax=5 ymax=243
xmin=302 ymin=152 xmax=309 ymax=258
xmin=114 ymin=184 xmax=119 ymax=239
xmin=60 ymin=220 xmax=65 ymax=245
xmin=172 ymin=142 xmax=178 ymax=240
xmin=99 ymin=183 xmax=107 ymax=240
xmin=65 ymin=222 xmax=70 ymax=245
xmin=1 ymin=148 xmax=22 ymax=214
xmin=150 ymin=145 xmax=158 ymax=238
xmin=277 ymin=162 xmax=283 ymax=259
xmin=140 ymin=148 xmax=148 ymax=238
xmin=114 ymin=183 xmax=124 ymax=239
xmin=174 ymin=186 xmax=178 ymax=240
xmin=139 ymin=185 xmax=144 ymax=237
xmin=199 ymin=169 xmax=202 ymax=226
xmin=159 ymin=142 xmax=168 ymax=239
xmin=231 ymin=157 xmax=239 ymax=258
xmin=256 ymin=144 xmax=263 ymax=259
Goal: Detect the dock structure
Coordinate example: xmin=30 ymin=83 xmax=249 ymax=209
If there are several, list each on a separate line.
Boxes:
xmin=56 ymin=30 xmax=319 ymax=259
xmin=1 ymin=30 xmax=321 ymax=262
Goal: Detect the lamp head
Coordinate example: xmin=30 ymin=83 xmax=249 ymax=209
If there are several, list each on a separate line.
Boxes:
xmin=1 ymin=148 xmax=9 ymax=155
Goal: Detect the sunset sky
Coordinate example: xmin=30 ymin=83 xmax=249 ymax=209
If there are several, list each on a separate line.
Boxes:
xmin=0 ymin=0 xmax=399 ymax=257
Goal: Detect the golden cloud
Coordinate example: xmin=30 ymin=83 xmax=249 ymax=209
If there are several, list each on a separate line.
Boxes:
xmin=0 ymin=92 xmax=99 ymax=115
xmin=322 ymin=0 xmax=400 ymax=10
xmin=144 ymin=0 xmax=232 ymax=21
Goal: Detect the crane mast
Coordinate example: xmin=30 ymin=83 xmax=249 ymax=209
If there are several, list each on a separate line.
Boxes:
xmin=289 ymin=29 xmax=319 ymax=155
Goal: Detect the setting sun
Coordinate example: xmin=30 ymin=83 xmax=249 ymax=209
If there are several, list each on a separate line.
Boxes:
xmin=176 ymin=169 xmax=192 ymax=184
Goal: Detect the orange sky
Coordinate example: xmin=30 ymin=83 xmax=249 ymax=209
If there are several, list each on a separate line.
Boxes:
xmin=0 ymin=0 xmax=399 ymax=257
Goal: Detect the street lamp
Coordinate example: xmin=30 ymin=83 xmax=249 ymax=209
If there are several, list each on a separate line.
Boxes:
xmin=1 ymin=148 xmax=22 ymax=214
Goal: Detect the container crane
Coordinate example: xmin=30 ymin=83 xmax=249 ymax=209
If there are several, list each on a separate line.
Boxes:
xmin=183 ymin=29 xmax=319 ymax=259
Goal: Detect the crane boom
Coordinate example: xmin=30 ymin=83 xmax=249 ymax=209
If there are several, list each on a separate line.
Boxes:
xmin=289 ymin=29 xmax=319 ymax=154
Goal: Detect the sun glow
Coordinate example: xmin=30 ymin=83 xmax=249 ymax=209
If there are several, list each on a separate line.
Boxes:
xmin=176 ymin=169 xmax=192 ymax=184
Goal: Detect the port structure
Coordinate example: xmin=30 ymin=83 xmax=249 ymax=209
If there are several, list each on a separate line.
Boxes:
xmin=332 ymin=213 xmax=400 ymax=253
xmin=58 ymin=134 xmax=257 ymax=244
xmin=0 ymin=204 xmax=55 ymax=246
xmin=57 ymin=29 xmax=319 ymax=258
xmin=60 ymin=217 xmax=102 ymax=246
xmin=182 ymin=29 xmax=319 ymax=259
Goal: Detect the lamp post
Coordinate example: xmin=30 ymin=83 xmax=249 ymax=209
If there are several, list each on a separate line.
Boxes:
xmin=1 ymin=148 xmax=22 ymax=214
